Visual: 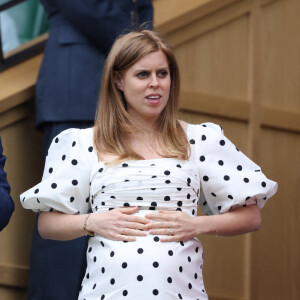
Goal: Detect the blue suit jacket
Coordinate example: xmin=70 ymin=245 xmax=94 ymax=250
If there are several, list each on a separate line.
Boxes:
xmin=0 ymin=137 xmax=14 ymax=231
xmin=35 ymin=0 xmax=153 ymax=129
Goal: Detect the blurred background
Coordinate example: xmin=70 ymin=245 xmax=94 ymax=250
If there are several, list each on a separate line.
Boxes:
xmin=0 ymin=0 xmax=48 ymax=53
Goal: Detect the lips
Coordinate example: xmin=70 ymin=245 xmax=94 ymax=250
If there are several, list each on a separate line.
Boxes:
xmin=146 ymin=94 xmax=161 ymax=104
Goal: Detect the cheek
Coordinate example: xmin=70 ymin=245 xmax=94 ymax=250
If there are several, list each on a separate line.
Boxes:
xmin=126 ymin=81 xmax=146 ymax=94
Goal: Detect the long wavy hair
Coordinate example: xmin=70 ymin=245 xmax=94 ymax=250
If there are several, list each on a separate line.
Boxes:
xmin=93 ymin=30 xmax=189 ymax=162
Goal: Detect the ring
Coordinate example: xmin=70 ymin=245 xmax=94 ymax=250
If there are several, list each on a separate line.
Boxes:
xmin=168 ymin=228 xmax=174 ymax=236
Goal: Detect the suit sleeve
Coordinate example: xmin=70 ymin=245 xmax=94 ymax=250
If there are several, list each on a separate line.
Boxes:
xmin=0 ymin=139 xmax=14 ymax=231
xmin=53 ymin=0 xmax=153 ymax=52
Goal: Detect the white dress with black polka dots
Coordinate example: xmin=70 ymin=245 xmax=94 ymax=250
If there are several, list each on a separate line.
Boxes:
xmin=20 ymin=123 xmax=278 ymax=300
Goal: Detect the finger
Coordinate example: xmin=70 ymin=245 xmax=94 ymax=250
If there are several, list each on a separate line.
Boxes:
xmin=118 ymin=206 xmax=139 ymax=214
xmin=160 ymin=236 xmax=180 ymax=242
xmin=145 ymin=213 xmax=173 ymax=221
xmin=116 ymin=207 xmax=149 ymax=224
xmin=148 ymin=228 xmax=171 ymax=236
xmin=145 ymin=221 xmax=173 ymax=230
xmin=122 ymin=221 xmax=147 ymax=231
xmin=114 ymin=234 xmax=136 ymax=242
xmin=122 ymin=228 xmax=147 ymax=237
xmin=159 ymin=210 xmax=177 ymax=215
xmin=122 ymin=215 xmax=150 ymax=224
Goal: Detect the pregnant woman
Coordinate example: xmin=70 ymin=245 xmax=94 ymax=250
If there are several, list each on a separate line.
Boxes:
xmin=21 ymin=30 xmax=277 ymax=300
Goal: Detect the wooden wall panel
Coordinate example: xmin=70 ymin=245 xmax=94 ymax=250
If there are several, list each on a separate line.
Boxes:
xmin=251 ymin=128 xmax=300 ymax=300
xmin=0 ymin=106 xmax=43 ymax=295
xmin=175 ymin=15 xmax=249 ymax=101
xmin=153 ymin=0 xmax=241 ymax=34
xmin=259 ymin=0 xmax=300 ymax=112
xmin=162 ymin=0 xmax=299 ymax=299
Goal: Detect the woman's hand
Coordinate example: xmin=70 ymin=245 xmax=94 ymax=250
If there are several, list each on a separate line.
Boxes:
xmin=145 ymin=210 xmax=200 ymax=242
xmin=87 ymin=206 xmax=149 ymax=242
xmin=144 ymin=204 xmax=262 ymax=242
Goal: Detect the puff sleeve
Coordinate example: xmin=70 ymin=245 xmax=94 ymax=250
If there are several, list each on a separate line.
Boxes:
xmin=20 ymin=128 xmax=96 ymax=214
xmin=191 ymin=123 xmax=278 ymax=215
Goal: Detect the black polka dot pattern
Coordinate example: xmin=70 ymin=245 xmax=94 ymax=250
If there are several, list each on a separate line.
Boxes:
xmin=71 ymin=159 xmax=78 ymax=165
xmin=20 ymin=124 xmax=277 ymax=299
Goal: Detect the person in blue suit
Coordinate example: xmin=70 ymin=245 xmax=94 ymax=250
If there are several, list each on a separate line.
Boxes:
xmin=0 ymin=137 xmax=14 ymax=231
xmin=29 ymin=1 xmax=153 ymax=299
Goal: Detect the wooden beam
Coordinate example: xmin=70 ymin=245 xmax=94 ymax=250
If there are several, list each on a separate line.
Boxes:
xmin=209 ymin=295 xmax=247 ymax=300
xmin=3 ymin=33 xmax=48 ymax=59
xmin=0 ymin=54 xmax=42 ymax=113
xmin=262 ymin=106 xmax=300 ymax=133
xmin=180 ymin=91 xmax=250 ymax=121
xmin=0 ymin=264 xmax=28 ymax=288
xmin=180 ymin=91 xmax=300 ymax=133
xmin=157 ymin=0 xmax=251 ymax=48
xmin=154 ymin=0 xmax=241 ymax=34
xmin=0 ymin=102 xmax=32 ymax=130
xmin=260 ymin=0 xmax=280 ymax=7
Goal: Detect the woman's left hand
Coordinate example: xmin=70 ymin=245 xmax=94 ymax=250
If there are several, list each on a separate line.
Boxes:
xmin=145 ymin=210 xmax=200 ymax=242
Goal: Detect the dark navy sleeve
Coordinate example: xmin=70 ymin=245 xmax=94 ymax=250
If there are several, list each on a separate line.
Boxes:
xmin=52 ymin=0 xmax=153 ymax=52
xmin=0 ymin=138 xmax=14 ymax=231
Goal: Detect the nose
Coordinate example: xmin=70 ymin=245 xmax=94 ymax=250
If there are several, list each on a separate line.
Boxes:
xmin=149 ymin=74 xmax=159 ymax=88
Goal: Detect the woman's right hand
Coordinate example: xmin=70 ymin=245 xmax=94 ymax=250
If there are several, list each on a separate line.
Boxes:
xmin=86 ymin=206 xmax=149 ymax=241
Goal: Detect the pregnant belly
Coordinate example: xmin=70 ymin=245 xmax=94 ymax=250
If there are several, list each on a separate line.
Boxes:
xmin=79 ymin=234 xmax=208 ymax=300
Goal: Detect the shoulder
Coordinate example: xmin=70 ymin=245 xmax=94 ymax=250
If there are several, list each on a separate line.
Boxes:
xmin=43 ymin=127 xmax=96 ymax=179
xmin=51 ymin=127 xmax=93 ymax=146
xmin=185 ymin=122 xmax=224 ymax=139
xmin=46 ymin=127 xmax=95 ymax=158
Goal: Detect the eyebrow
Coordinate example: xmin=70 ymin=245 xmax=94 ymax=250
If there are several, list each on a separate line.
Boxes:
xmin=134 ymin=66 xmax=169 ymax=71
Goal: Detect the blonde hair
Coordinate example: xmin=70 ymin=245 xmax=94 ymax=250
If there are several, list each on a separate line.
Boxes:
xmin=94 ymin=30 xmax=189 ymax=162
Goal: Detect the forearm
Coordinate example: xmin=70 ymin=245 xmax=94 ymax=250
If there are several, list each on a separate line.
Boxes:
xmin=38 ymin=211 xmax=88 ymax=241
xmin=38 ymin=207 xmax=149 ymax=241
xmin=196 ymin=204 xmax=262 ymax=237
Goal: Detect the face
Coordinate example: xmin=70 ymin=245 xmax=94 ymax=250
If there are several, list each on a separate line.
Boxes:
xmin=115 ymin=50 xmax=171 ymax=125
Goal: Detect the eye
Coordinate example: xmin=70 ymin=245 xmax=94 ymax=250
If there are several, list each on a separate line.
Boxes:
xmin=136 ymin=71 xmax=149 ymax=79
xmin=157 ymin=70 xmax=169 ymax=78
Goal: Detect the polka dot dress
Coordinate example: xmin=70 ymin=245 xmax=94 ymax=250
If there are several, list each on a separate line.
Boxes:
xmin=20 ymin=123 xmax=278 ymax=300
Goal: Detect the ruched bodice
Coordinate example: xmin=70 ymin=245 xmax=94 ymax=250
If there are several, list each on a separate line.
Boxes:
xmin=90 ymin=158 xmax=200 ymax=215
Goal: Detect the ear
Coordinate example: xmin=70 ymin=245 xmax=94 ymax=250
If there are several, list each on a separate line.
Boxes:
xmin=114 ymin=72 xmax=124 ymax=91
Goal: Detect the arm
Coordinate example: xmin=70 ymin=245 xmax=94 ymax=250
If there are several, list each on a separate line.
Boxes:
xmin=0 ymin=141 xmax=14 ymax=231
xmin=145 ymin=203 xmax=262 ymax=242
xmin=0 ymin=187 xmax=14 ymax=231
xmin=38 ymin=206 xmax=149 ymax=241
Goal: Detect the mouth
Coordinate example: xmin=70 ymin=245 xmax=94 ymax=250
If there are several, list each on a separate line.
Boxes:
xmin=146 ymin=95 xmax=161 ymax=104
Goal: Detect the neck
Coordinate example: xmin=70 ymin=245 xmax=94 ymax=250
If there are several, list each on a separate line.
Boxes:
xmin=130 ymin=116 xmax=160 ymax=136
